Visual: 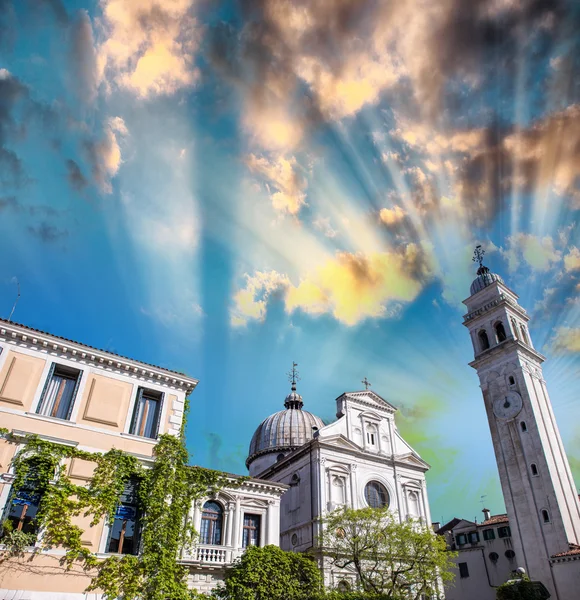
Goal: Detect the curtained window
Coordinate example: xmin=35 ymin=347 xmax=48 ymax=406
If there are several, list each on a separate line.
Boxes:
xmin=200 ymin=501 xmax=223 ymax=545
xmin=37 ymin=364 xmax=81 ymax=420
xmin=129 ymin=388 xmax=163 ymax=439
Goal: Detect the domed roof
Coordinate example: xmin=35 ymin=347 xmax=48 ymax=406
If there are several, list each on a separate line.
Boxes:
xmin=246 ymin=369 xmax=324 ymax=468
xmin=470 ymin=266 xmax=504 ymax=295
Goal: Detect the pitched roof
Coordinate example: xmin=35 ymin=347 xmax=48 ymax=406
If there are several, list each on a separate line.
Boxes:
xmin=552 ymin=544 xmax=580 ymax=558
xmin=480 ymin=514 xmax=509 ymax=526
xmin=436 ymin=518 xmax=462 ymax=535
xmin=0 ymin=318 xmax=198 ymax=384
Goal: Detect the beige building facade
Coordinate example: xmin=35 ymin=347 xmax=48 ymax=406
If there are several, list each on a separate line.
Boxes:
xmin=0 ymin=319 xmax=286 ymax=598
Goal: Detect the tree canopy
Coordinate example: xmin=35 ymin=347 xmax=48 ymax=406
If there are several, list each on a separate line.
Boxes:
xmin=319 ymin=506 xmax=454 ymax=599
xmin=214 ymin=545 xmax=323 ymax=600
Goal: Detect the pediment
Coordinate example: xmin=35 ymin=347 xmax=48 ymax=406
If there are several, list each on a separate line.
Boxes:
xmin=240 ymin=498 xmax=268 ymax=508
xmin=319 ymin=433 xmax=362 ymax=452
xmin=395 ymin=452 xmax=430 ymax=470
xmin=339 ymin=390 xmax=398 ymax=413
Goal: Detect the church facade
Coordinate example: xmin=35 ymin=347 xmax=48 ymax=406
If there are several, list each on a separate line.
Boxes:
xmin=246 ymin=368 xmax=432 ymax=589
xmin=463 ymin=250 xmax=580 ymax=599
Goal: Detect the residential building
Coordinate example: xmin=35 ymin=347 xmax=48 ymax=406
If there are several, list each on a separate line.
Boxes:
xmin=463 ymin=251 xmax=580 ymax=599
xmin=0 ymin=319 xmax=286 ymax=598
xmin=436 ymin=509 xmax=518 ymax=600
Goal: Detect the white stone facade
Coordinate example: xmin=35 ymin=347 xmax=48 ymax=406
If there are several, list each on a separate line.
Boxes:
xmin=463 ymin=271 xmax=580 ymax=599
xmin=251 ymin=389 xmax=432 ymax=588
xmin=182 ymin=479 xmax=287 ymax=595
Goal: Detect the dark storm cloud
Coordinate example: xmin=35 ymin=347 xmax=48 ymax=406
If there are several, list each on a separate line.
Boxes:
xmin=66 ymin=159 xmax=88 ymax=191
xmin=457 ymin=104 xmax=580 ymax=220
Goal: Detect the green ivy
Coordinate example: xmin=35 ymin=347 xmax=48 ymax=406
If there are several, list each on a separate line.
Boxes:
xmin=1 ymin=395 xmax=240 ymax=600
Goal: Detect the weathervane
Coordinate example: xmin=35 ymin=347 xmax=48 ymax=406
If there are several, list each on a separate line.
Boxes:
xmin=287 ymin=362 xmax=300 ymax=391
xmin=362 ymin=377 xmax=371 ymax=390
xmin=472 ymin=244 xmax=489 ymax=275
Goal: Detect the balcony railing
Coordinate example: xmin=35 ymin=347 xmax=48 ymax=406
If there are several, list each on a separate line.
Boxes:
xmin=181 ymin=545 xmax=242 ymax=565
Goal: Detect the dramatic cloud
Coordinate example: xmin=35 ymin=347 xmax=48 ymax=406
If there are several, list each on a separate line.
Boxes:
xmin=232 ymin=243 xmax=432 ymax=327
xmin=84 ymin=116 xmax=128 ymax=193
xmin=246 ymin=153 xmax=307 ymax=216
xmin=564 ymin=247 xmax=580 ymax=272
xmin=97 ymin=0 xmax=201 ymax=98
xmin=502 ymin=233 xmax=562 ymax=273
xmin=69 ymin=10 xmax=98 ymax=104
xmin=66 ymin=159 xmax=88 ymax=191
xmin=231 ymin=270 xmax=291 ymax=327
xmin=0 ymin=69 xmax=29 ymax=186
xmin=552 ymin=327 xmax=580 ymax=353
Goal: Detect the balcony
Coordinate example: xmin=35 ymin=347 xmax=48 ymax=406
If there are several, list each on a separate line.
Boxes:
xmin=181 ymin=545 xmax=242 ymax=566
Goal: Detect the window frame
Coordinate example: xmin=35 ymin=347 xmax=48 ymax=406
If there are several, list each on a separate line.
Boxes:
xmin=106 ymin=479 xmax=141 ymax=556
xmin=36 ymin=362 xmax=82 ymax=421
xmin=364 ymin=481 xmax=389 ymax=509
xmin=128 ymin=387 xmax=165 ymax=439
xmin=482 ymin=528 xmax=495 ymax=541
xmin=478 ymin=329 xmax=490 ymax=351
xmin=455 ymin=533 xmax=467 ymax=546
xmin=458 ymin=562 xmax=469 ymax=579
xmin=242 ymin=513 xmax=261 ymax=548
xmin=497 ymin=526 xmax=511 ymax=538
xmin=468 ymin=531 xmax=479 ymax=544
xmin=200 ymin=501 xmax=223 ymax=546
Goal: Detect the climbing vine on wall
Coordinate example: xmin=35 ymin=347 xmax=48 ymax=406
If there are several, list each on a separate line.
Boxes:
xmin=0 ymin=399 xmax=238 ymax=600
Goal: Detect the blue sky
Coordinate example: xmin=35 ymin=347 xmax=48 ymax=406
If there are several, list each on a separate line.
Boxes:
xmin=1 ymin=0 xmax=580 ymax=525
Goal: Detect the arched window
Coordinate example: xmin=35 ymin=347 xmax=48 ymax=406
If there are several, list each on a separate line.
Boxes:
xmin=479 ymin=330 xmax=490 ymax=351
xmin=489 ymin=552 xmax=499 ymax=563
xmin=505 ymin=549 xmax=516 ymax=560
xmin=542 ymin=510 xmax=550 ymax=523
xmin=531 ymin=463 xmax=538 ymax=476
xmin=520 ymin=325 xmax=529 ymax=345
xmin=408 ymin=491 xmax=420 ymax=516
xmin=200 ymin=501 xmax=223 ymax=545
xmin=511 ymin=318 xmax=518 ymax=339
xmin=495 ymin=322 xmax=507 ymax=343
xmin=364 ymin=481 xmax=389 ymax=508
xmin=366 ymin=424 xmax=377 ymax=447
xmin=508 ymin=376 xmax=515 ymax=386
xmin=520 ymin=421 xmax=527 ymax=432
xmin=277 ymin=453 xmax=285 ymax=462
xmin=337 ymin=581 xmax=350 ymax=592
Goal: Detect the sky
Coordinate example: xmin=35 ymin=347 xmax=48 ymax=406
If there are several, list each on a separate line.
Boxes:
xmin=0 ymin=0 xmax=579 ymax=526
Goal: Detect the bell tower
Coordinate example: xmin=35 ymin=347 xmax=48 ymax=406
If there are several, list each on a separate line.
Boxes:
xmin=463 ymin=247 xmax=580 ymax=598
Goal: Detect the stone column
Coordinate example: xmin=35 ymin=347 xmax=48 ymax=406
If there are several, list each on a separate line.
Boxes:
xmin=267 ymin=499 xmax=279 ymax=545
xmin=226 ymin=502 xmax=235 ymax=547
xmin=349 ymin=463 xmax=357 ymax=508
xmin=233 ymin=496 xmax=242 ymax=550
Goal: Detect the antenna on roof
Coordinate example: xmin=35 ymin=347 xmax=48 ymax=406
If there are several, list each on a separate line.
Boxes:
xmin=7 ymin=277 xmax=20 ymax=322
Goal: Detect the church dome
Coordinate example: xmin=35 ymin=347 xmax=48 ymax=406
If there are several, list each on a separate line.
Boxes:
xmin=246 ymin=370 xmax=324 ymax=469
xmin=470 ymin=266 xmax=504 ymax=295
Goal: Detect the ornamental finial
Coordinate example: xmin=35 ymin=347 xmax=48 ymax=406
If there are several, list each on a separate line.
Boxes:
xmin=362 ymin=377 xmax=371 ymax=390
xmin=287 ymin=361 xmax=300 ymax=391
xmin=472 ymin=245 xmax=489 ymax=276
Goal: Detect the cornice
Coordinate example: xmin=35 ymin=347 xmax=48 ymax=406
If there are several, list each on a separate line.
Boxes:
xmin=0 ymin=321 xmax=198 ymax=393
xmin=468 ymin=339 xmax=545 ymax=370
xmin=463 ymin=294 xmax=528 ymax=326
xmin=337 ymin=391 xmax=398 ymax=413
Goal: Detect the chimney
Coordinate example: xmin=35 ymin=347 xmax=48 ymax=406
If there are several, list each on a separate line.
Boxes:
xmin=432 ymin=522 xmax=441 ymax=533
xmin=482 ymin=508 xmax=491 ymax=521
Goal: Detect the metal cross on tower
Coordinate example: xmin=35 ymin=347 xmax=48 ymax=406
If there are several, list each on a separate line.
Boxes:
xmin=362 ymin=377 xmax=371 ymax=390
xmin=287 ymin=362 xmax=300 ymax=390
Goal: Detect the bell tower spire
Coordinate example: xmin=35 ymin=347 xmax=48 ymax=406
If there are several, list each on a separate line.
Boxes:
xmin=463 ymin=248 xmax=580 ymax=599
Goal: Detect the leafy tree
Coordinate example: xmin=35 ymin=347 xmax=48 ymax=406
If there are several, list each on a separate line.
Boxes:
xmin=319 ymin=506 xmax=455 ymax=599
xmin=496 ymin=575 xmax=550 ymax=600
xmin=214 ymin=545 xmax=323 ymax=600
